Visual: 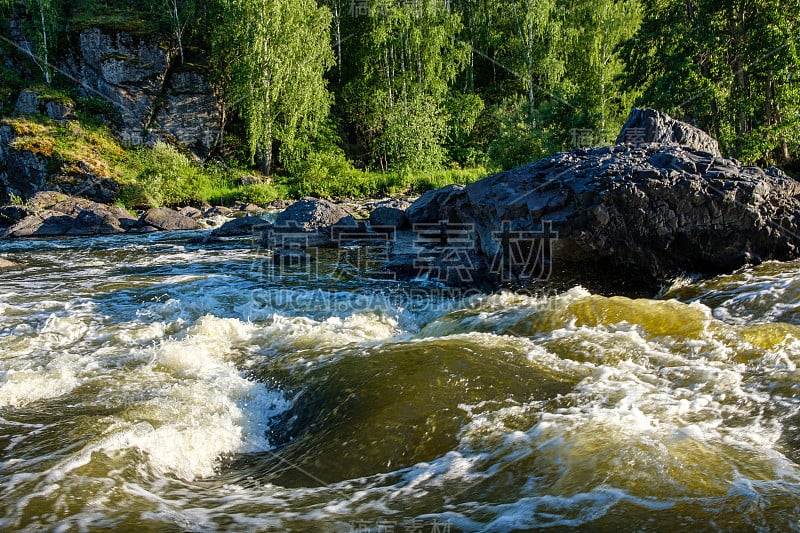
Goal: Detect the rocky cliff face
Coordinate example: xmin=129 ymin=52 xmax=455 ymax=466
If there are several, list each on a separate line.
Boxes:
xmin=149 ymin=70 xmax=222 ymax=159
xmin=0 ymin=123 xmax=48 ymax=200
xmin=63 ymin=28 xmax=171 ymax=145
xmin=0 ymin=24 xmax=224 ymax=203
xmin=62 ymin=27 xmax=222 ymax=158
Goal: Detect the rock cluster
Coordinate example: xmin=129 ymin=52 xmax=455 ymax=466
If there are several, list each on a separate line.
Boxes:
xmin=0 ymin=192 xmax=137 ymax=238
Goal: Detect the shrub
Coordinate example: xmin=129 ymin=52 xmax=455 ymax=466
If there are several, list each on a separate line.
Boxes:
xmin=122 ymin=142 xmax=196 ymax=207
xmin=238 ymin=182 xmax=280 ymax=205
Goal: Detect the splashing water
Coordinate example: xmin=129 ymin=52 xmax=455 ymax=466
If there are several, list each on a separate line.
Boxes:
xmin=1 ymin=231 xmax=799 ymax=531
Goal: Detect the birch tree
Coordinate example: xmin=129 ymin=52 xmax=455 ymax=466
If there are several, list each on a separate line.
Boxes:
xmin=208 ymin=0 xmax=334 ymax=175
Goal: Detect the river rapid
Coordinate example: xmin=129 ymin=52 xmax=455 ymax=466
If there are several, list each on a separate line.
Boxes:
xmin=1 ymin=229 xmax=799 ymax=532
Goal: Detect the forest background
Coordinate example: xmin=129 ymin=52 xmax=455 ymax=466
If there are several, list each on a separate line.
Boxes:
xmin=1 ymin=0 xmax=798 ymax=207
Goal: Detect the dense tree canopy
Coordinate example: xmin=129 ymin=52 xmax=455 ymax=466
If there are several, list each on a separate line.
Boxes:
xmin=622 ymin=0 xmax=800 ymax=166
xmin=3 ymin=0 xmax=799 ymax=176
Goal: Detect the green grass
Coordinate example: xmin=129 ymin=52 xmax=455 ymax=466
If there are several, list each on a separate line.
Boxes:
xmin=287 ymin=166 xmax=490 ymax=199
xmin=3 ymin=114 xmax=127 ymax=177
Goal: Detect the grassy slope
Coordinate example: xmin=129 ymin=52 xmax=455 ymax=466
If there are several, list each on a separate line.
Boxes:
xmin=1 ymin=109 xmax=489 ymax=209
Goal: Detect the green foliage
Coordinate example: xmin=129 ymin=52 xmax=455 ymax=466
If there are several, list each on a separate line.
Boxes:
xmin=8 ymin=192 xmax=24 ymax=206
xmin=622 ymin=0 xmax=800 ymax=165
xmin=4 ymin=0 xmax=799 ymax=202
xmin=445 ymin=92 xmax=486 ymax=167
xmin=4 ymin=0 xmax=61 ymax=84
xmin=76 ymin=95 xmax=120 ymax=126
xmin=383 ymin=95 xmax=448 ymax=171
xmin=287 ymin=163 xmax=488 ymax=199
xmin=237 ymin=182 xmax=281 ymax=205
xmin=343 ymin=0 xmax=469 ymax=171
xmin=486 ymin=97 xmax=553 ymax=170
xmin=119 ymin=142 xmax=248 ymax=208
xmin=121 ymin=142 xmax=195 ymax=207
xmin=207 ymin=0 xmax=334 ymax=174
xmin=0 ymin=65 xmax=24 ymax=109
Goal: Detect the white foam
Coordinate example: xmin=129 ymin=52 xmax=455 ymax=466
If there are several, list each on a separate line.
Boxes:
xmin=0 ymin=364 xmax=79 ymax=407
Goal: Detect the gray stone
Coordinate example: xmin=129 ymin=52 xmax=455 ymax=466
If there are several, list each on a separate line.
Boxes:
xmin=204 ymin=206 xmax=233 ymax=217
xmin=405 ymin=184 xmax=465 ymax=225
xmin=14 ymin=89 xmax=39 ymax=114
xmin=0 ymin=124 xmax=48 ymax=200
xmin=267 ymin=198 xmax=289 ymax=210
xmin=45 ymin=100 xmax=76 ymax=121
xmin=617 ymin=107 xmax=721 ymax=157
xmin=0 ymin=205 xmax=34 ymax=226
xmin=369 ymin=206 xmax=409 ymax=230
xmin=148 ymin=70 xmax=222 ymax=159
xmin=138 ymin=207 xmax=200 ymax=231
xmin=0 ymin=196 xmax=134 ymax=238
xmin=212 ymin=215 xmax=271 ymax=237
xmin=63 ymin=28 xmax=171 ymax=146
xmin=13 ymin=89 xmax=76 ymax=121
xmin=178 ymin=206 xmax=203 ymax=219
xmin=275 ymin=198 xmax=352 ymax=232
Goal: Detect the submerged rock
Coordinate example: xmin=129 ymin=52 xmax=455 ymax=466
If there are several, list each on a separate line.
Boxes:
xmin=273 ymin=248 xmax=315 ymax=266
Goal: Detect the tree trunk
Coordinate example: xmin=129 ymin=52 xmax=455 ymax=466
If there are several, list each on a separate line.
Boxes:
xmin=257 ymin=142 xmax=273 ymax=176
xmin=40 ymin=7 xmax=50 ymax=85
xmin=334 ymin=2 xmax=342 ymax=84
xmin=172 ymin=0 xmax=184 ymax=65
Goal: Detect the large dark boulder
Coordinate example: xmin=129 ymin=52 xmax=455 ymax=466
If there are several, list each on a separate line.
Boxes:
xmin=263 ymin=198 xmax=355 ymax=249
xmin=405 ymin=185 xmax=464 ymax=225
xmin=423 ymin=143 xmax=800 ymax=295
xmin=138 ymin=207 xmax=199 ymax=231
xmin=386 ymin=109 xmax=800 ymax=295
xmin=617 ymin=107 xmax=721 ymax=157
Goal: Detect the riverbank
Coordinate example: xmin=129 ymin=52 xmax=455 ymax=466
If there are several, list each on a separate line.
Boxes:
xmin=5 ymin=108 xmax=799 ymax=299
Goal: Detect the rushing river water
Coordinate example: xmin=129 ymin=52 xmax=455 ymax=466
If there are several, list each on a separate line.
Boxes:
xmin=1 ymin=228 xmax=799 ymax=532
